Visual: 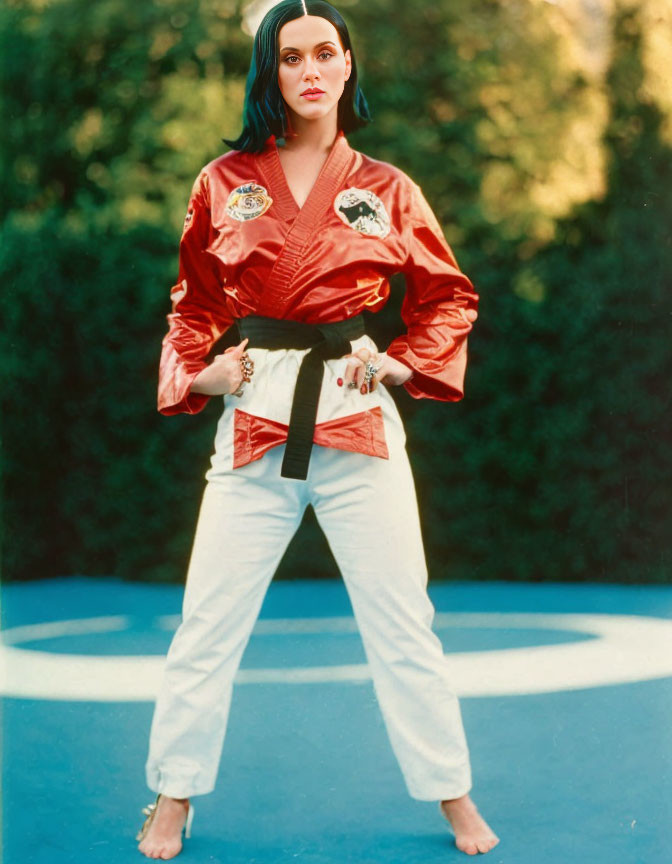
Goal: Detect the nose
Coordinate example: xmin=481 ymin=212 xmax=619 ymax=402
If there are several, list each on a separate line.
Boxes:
xmin=302 ymin=55 xmax=320 ymax=83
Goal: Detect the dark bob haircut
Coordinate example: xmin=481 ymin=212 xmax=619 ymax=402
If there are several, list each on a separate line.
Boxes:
xmin=222 ymin=0 xmax=371 ymax=153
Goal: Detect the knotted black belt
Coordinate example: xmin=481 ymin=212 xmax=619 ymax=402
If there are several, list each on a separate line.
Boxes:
xmin=236 ymin=315 xmax=366 ymax=480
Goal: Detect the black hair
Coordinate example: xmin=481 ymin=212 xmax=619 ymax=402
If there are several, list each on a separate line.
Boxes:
xmin=222 ymin=0 xmax=371 ymax=153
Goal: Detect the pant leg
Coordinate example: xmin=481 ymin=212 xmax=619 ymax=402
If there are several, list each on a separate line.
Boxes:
xmin=145 ymin=442 xmax=307 ymax=798
xmin=308 ymin=396 xmax=472 ymax=801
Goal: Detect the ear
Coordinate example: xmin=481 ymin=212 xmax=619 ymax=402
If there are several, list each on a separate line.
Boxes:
xmin=344 ymin=48 xmax=352 ymax=81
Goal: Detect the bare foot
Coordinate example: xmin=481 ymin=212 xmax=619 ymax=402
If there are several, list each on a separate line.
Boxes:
xmin=440 ymin=794 xmax=500 ymax=855
xmin=137 ymin=794 xmax=190 ymax=860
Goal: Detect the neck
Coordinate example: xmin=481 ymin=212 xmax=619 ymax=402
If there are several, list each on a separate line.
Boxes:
xmin=281 ymin=107 xmax=340 ymax=153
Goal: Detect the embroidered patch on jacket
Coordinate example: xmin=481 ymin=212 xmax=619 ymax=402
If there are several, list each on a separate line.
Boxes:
xmin=226 ymin=182 xmax=273 ymax=221
xmin=334 ymin=188 xmax=390 ymax=238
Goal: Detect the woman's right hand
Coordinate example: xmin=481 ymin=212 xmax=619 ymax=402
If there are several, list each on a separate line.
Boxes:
xmin=189 ymin=338 xmax=250 ymax=396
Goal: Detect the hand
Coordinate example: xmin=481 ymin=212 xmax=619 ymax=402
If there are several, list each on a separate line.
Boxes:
xmin=190 ymin=338 xmax=251 ymax=396
xmin=340 ymin=347 xmax=413 ymax=394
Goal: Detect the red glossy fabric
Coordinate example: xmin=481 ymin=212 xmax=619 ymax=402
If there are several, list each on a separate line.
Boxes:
xmin=232 ymin=406 xmax=389 ymax=469
xmin=158 ymin=129 xmax=479 ymax=432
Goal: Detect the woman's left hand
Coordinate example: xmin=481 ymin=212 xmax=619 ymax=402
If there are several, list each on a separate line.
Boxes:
xmin=341 ymin=347 xmax=413 ymax=393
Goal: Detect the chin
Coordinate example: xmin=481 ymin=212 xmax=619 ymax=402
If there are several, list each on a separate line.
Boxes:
xmin=292 ymin=102 xmax=335 ymax=121
xmin=298 ymin=109 xmax=330 ymax=121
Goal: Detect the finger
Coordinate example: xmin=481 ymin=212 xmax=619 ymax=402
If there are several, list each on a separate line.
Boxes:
xmin=342 ymin=347 xmax=371 ymax=362
xmin=354 ymin=361 xmax=368 ymax=389
xmin=369 ymin=356 xmax=385 ymax=391
xmin=343 ymin=361 xmax=357 ymax=387
xmin=229 ymin=337 xmax=249 ymax=357
xmin=360 ymin=355 xmax=383 ymax=394
xmin=213 ymin=350 xmax=241 ymax=365
xmin=344 ymin=358 xmax=364 ymax=388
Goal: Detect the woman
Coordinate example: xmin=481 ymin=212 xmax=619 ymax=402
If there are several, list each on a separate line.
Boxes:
xmin=137 ymin=0 xmax=499 ymax=857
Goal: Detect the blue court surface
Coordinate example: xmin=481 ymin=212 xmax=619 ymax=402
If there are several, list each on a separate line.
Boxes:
xmin=2 ymin=577 xmax=671 ymax=864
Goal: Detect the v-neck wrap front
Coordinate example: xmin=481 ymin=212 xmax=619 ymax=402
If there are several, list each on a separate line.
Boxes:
xmin=158 ymin=129 xmax=479 ymax=471
xmin=253 ymin=131 xmax=359 ymax=313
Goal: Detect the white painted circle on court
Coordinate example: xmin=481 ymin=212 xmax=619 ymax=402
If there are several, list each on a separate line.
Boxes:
xmin=1 ymin=612 xmax=671 ymax=701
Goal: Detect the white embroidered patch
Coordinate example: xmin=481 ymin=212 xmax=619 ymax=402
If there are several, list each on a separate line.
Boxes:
xmin=334 ymin=187 xmax=390 ymax=239
xmin=226 ymin=182 xmax=273 ymax=221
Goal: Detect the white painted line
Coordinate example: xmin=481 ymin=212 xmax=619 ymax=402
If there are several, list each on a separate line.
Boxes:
xmin=0 ymin=616 xmax=130 ymax=644
xmin=1 ymin=612 xmax=671 ymax=702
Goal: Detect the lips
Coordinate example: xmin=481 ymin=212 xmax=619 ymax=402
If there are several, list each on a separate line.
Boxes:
xmin=301 ymin=88 xmax=325 ymax=95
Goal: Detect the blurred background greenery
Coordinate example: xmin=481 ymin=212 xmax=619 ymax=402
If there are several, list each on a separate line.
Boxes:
xmin=1 ymin=0 xmax=670 ymax=584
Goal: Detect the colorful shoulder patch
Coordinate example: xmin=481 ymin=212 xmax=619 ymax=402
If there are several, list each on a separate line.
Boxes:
xmin=226 ymin=182 xmax=273 ymax=221
xmin=334 ymin=188 xmax=390 ymax=239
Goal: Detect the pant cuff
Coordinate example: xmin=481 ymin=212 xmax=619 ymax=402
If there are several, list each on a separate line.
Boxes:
xmin=405 ymin=764 xmax=473 ymax=801
xmin=145 ymin=765 xmax=215 ymax=799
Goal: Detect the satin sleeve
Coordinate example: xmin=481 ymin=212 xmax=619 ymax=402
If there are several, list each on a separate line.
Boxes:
xmin=157 ymin=171 xmax=234 ymax=415
xmin=386 ymin=181 xmax=479 ymax=402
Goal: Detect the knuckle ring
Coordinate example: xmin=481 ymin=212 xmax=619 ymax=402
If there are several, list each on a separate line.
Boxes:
xmin=364 ymin=360 xmax=380 ymax=387
xmin=239 ymin=351 xmax=254 ymax=382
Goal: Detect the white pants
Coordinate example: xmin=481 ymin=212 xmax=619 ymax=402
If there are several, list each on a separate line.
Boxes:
xmin=145 ymin=384 xmax=472 ymax=801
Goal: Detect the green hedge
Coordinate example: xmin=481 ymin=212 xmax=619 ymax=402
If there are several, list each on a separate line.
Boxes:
xmin=1 ymin=1 xmax=670 ymax=583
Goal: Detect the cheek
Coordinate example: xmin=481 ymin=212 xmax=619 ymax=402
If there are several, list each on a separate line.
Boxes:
xmin=327 ymin=59 xmax=347 ymax=84
xmin=277 ymin=65 xmax=293 ymax=99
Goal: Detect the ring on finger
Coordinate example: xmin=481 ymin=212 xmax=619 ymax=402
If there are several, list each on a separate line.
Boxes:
xmin=239 ymin=351 xmax=254 ymax=382
xmin=364 ymin=360 xmax=380 ymax=388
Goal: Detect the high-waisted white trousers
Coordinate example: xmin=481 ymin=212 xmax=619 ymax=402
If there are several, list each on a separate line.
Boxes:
xmin=144 ymin=377 xmax=472 ymax=802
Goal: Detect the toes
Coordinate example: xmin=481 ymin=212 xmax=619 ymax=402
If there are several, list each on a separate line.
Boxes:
xmin=137 ymin=831 xmax=182 ymax=860
xmin=456 ymin=834 xmax=501 ymax=855
xmin=475 ymin=835 xmax=500 ymax=854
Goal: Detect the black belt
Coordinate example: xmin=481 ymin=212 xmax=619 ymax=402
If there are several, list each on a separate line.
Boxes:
xmin=236 ymin=315 xmax=366 ymax=480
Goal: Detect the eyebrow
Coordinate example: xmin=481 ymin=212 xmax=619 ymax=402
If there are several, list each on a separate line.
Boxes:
xmin=279 ymin=40 xmax=337 ymax=53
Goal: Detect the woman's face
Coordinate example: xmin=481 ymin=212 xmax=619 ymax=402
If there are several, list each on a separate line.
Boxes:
xmin=277 ymin=15 xmax=352 ymax=126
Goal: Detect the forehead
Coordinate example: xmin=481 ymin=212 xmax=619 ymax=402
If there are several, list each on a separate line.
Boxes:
xmin=278 ymin=14 xmax=342 ymax=51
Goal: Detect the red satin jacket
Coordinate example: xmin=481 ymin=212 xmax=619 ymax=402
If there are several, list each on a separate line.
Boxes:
xmin=158 ymin=129 xmax=478 ymax=464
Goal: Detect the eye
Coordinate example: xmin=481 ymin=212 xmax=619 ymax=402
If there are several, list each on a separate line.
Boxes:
xmin=318 ymin=51 xmax=334 ymax=60
xmin=283 ymin=54 xmax=300 ymax=64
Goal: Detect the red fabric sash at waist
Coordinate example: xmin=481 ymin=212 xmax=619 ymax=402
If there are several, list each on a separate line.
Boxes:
xmin=233 ymin=406 xmax=389 ymax=469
